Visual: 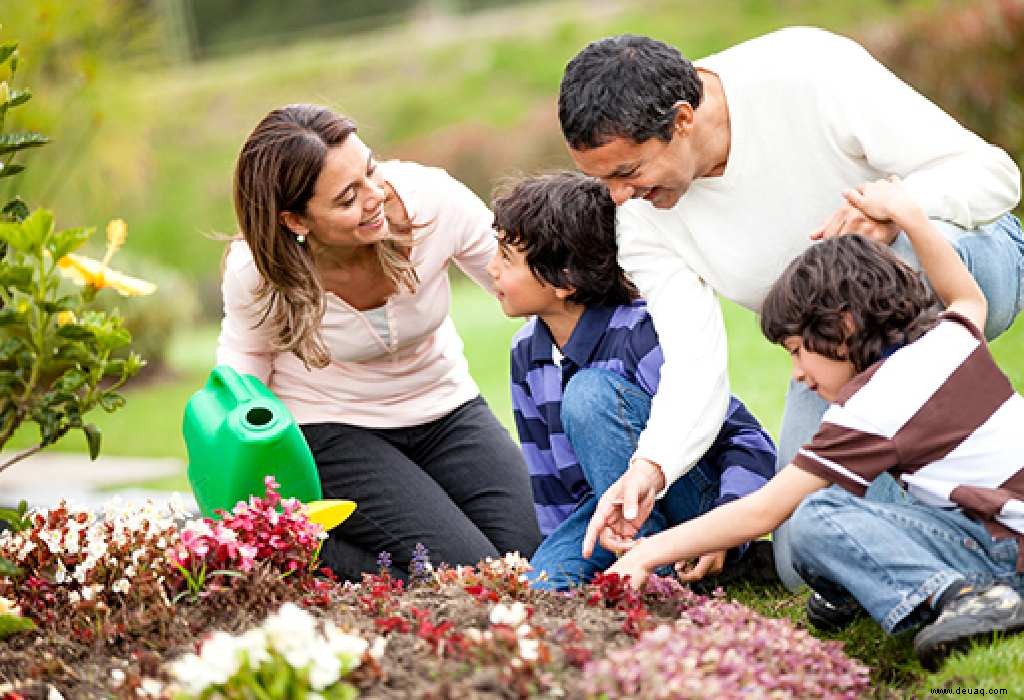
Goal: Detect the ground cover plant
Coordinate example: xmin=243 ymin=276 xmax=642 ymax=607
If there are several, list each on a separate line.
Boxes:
xmin=0 ymin=478 xmax=879 ymax=699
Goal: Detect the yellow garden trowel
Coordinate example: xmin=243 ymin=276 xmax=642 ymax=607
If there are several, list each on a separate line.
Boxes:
xmin=183 ymin=365 xmax=356 ymax=531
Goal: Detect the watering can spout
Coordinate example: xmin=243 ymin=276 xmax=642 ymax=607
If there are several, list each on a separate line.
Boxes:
xmin=183 ymin=365 xmax=356 ymax=530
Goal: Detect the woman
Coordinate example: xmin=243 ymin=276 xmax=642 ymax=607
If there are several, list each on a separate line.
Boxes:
xmin=218 ymin=104 xmax=541 ymax=580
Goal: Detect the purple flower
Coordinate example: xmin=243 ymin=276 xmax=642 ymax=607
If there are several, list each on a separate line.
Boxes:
xmin=376 ymin=550 xmax=392 ymax=572
xmin=409 ymin=542 xmax=432 ymax=582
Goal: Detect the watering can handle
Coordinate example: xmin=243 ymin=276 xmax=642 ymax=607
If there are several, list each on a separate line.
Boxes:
xmin=208 ymin=365 xmax=254 ymax=408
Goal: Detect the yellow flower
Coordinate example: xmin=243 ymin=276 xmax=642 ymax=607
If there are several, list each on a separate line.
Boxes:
xmin=56 ymin=310 xmax=77 ymax=326
xmin=58 ymin=254 xmax=156 ymax=296
xmin=104 ymin=218 xmax=127 ymax=265
xmin=57 ymin=218 xmax=157 ymax=297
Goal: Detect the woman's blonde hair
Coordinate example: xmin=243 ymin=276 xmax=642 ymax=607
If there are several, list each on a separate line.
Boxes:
xmin=233 ymin=104 xmax=418 ymax=369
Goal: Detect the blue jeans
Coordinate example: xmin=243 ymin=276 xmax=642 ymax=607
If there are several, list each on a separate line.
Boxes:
xmin=774 ymin=212 xmax=1024 ymax=591
xmin=527 ymin=369 xmax=720 ymax=590
xmin=789 ymin=474 xmax=1024 ymax=633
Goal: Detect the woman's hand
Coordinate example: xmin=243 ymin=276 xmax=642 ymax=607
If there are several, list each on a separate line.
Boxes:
xmin=674 ymin=549 xmax=727 ymax=583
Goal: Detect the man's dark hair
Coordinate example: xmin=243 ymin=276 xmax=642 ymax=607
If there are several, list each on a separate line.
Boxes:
xmin=492 ymin=171 xmax=638 ymax=307
xmin=559 ymin=34 xmax=703 ymax=150
xmin=761 ymin=235 xmax=939 ymax=373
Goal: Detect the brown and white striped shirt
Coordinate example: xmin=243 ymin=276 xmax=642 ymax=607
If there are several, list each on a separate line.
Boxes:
xmin=793 ymin=312 xmax=1024 ymax=570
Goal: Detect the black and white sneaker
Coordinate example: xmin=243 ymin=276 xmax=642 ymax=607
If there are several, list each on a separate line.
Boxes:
xmin=806 ymin=591 xmax=864 ymax=632
xmin=913 ymin=583 xmax=1024 ymax=670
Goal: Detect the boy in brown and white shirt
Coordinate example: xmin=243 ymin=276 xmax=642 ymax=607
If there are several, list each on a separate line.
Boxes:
xmin=587 ymin=177 xmax=1024 ymax=669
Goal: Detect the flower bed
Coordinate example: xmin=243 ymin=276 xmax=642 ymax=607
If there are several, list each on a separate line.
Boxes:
xmin=0 ymin=479 xmax=870 ymax=699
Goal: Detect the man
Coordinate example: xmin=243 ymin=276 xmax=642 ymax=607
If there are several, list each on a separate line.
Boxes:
xmin=559 ymin=29 xmax=1024 ymax=590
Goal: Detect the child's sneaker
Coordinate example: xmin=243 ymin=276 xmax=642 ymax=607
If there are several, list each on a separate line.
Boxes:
xmin=806 ymin=591 xmax=864 ymax=632
xmin=913 ymin=583 xmax=1024 ymax=670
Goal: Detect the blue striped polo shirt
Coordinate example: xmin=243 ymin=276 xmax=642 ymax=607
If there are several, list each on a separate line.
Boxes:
xmin=510 ymin=301 xmax=776 ymax=536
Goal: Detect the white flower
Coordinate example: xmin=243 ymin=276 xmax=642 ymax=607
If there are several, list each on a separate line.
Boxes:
xmin=112 ymin=578 xmax=130 ymax=594
xmin=47 ymin=685 xmax=65 ymax=700
xmin=236 ymin=628 xmax=270 ymax=667
xmin=54 ymin=560 xmax=68 ymax=585
xmin=17 ymin=539 xmax=36 ymax=561
xmin=306 ymin=647 xmax=341 ymax=691
xmin=39 ymin=529 xmax=63 ymax=555
xmin=490 ymin=601 xmax=528 ymax=627
xmin=0 ymin=596 xmax=21 ymax=616
xmin=68 ymin=591 xmax=81 ymax=605
xmin=369 ymin=636 xmax=387 ymax=661
xmin=137 ymin=678 xmax=163 ymax=698
xmin=110 ymin=668 xmax=126 ymax=686
xmin=518 ymin=637 xmax=540 ymax=661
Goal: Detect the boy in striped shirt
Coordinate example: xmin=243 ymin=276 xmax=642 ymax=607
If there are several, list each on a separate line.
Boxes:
xmin=486 ymin=171 xmax=776 ymax=590
xmin=597 ymin=176 xmax=1024 ymax=667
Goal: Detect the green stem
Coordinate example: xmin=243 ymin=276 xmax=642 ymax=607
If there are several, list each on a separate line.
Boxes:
xmin=0 ymin=442 xmax=43 ymax=474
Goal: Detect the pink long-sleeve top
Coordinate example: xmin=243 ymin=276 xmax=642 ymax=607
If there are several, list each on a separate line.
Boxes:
xmin=216 ymin=160 xmax=496 ymax=428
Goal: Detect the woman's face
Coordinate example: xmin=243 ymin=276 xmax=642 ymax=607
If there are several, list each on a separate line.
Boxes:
xmin=283 ymin=135 xmax=390 ymax=250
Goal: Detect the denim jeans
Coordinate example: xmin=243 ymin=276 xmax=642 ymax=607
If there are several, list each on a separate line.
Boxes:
xmin=789 ymin=474 xmax=1024 ymax=633
xmin=527 ymin=369 xmax=720 ymax=590
xmin=773 ymin=212 xmax=1024 ymax=591
xmin=302 ymin=396 xmax=542 ymax=583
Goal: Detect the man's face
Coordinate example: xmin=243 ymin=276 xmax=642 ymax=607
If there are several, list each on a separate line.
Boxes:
xmin=569 ymin=133 xmax=693 ymax=209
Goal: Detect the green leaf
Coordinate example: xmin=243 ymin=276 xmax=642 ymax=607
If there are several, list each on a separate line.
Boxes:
xmin=0 ymin=557 xmax=22 ymax=577
xmin=0 ymin=163 xmax=24 ymax=178
xmin=98 ymin=392 xmax=126 ymax=412
xmin=0 ymin=132 xmax=48 ymax=156
xmin=0 ymin=308 xmax=22 ymax=325
xmin=0 ymin=221 xmax=29 ymax=250
xmin=49 ymin=226 xmax=92 ymax=260
xmin=0 ymin=264 xmax=33 ymax=289
xmin=0 ymin=614 xmax=36 ymax=640
xmin=0 ymin=44 xmax=16 ymax=67
xmin=2 ymin=197 xmax=29 ymax=222
xmin=57 ymin=324 xmax=95 ymax=341
xmin=7 ymin=88 xmax=30 ymax=107
xmin=83 ymin=423 xmax=101 ymax=460
xmin=19 ymin=208 xmax=54 ymax=248
xmin=57 ymin=368 xmax=88 ymax=392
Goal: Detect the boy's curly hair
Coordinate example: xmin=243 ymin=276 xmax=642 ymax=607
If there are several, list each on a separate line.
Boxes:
xmin=761 ymin=235 xmax=939 ymax=373
xmin=491 ymin=171 xmax=638 ymax=307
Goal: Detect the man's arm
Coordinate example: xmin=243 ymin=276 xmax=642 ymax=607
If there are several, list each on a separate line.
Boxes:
xmin=813 ymin=31 xmax=1019 ymax=238
xmin=582 ymin=205 xmax=730 ymax=557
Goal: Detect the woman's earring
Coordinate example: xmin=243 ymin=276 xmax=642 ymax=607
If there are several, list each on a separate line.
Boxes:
xmin=296 ymin=233 xmax=306 ymax=244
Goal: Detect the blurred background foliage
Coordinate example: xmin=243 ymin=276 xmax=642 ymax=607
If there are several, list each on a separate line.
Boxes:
xmin=1 ymin=0 xmax=1021 ymax=462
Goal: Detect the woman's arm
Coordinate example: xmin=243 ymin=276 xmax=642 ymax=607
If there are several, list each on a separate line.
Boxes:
xmin=216 ymin=242 xmax=275 ymax=383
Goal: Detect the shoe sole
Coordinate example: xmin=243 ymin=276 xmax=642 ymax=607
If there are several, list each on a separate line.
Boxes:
xmin=914 ymin=607 xmax=1024 ymax=670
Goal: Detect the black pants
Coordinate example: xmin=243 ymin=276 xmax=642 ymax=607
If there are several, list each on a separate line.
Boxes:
xmin=302 ymin=396 xmax=541 ymax=582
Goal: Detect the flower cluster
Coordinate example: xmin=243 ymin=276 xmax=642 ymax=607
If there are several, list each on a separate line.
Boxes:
xmin=435 ymin=551 xmax=534 ymax=602
xmin=582 ymin=598 xmax=871 ymax=698
xmin=169 ymin=476 xmax=327 ymax=596
xmin=169 ymin=602 xmax=383 ymax=699
xmin=0 ymin=495 xmax=185 ymax=638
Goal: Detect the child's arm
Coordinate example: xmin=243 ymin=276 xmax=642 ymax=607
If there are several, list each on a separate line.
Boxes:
xmin=843 ymin=178 xmax=988 ymax=331
xmin=676 ymin=399 xmax=776 ymax=583
xmin=604 ymin=465 xmax=829 ymax=586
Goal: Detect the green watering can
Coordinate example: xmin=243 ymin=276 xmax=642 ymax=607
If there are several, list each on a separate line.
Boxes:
xmin=183 ymin=365 xmax=355 ymax=531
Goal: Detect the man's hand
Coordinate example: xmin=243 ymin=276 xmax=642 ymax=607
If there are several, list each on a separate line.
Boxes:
xmin=842 ymin=176 xmax=921 ymax=226
xmin=582 ymin=458 xmax=666 ymax=559
xmin=674 ymin=549 xmax=727 ymax=583
xmin=811 ymin=200 xmax=901 ymax=244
